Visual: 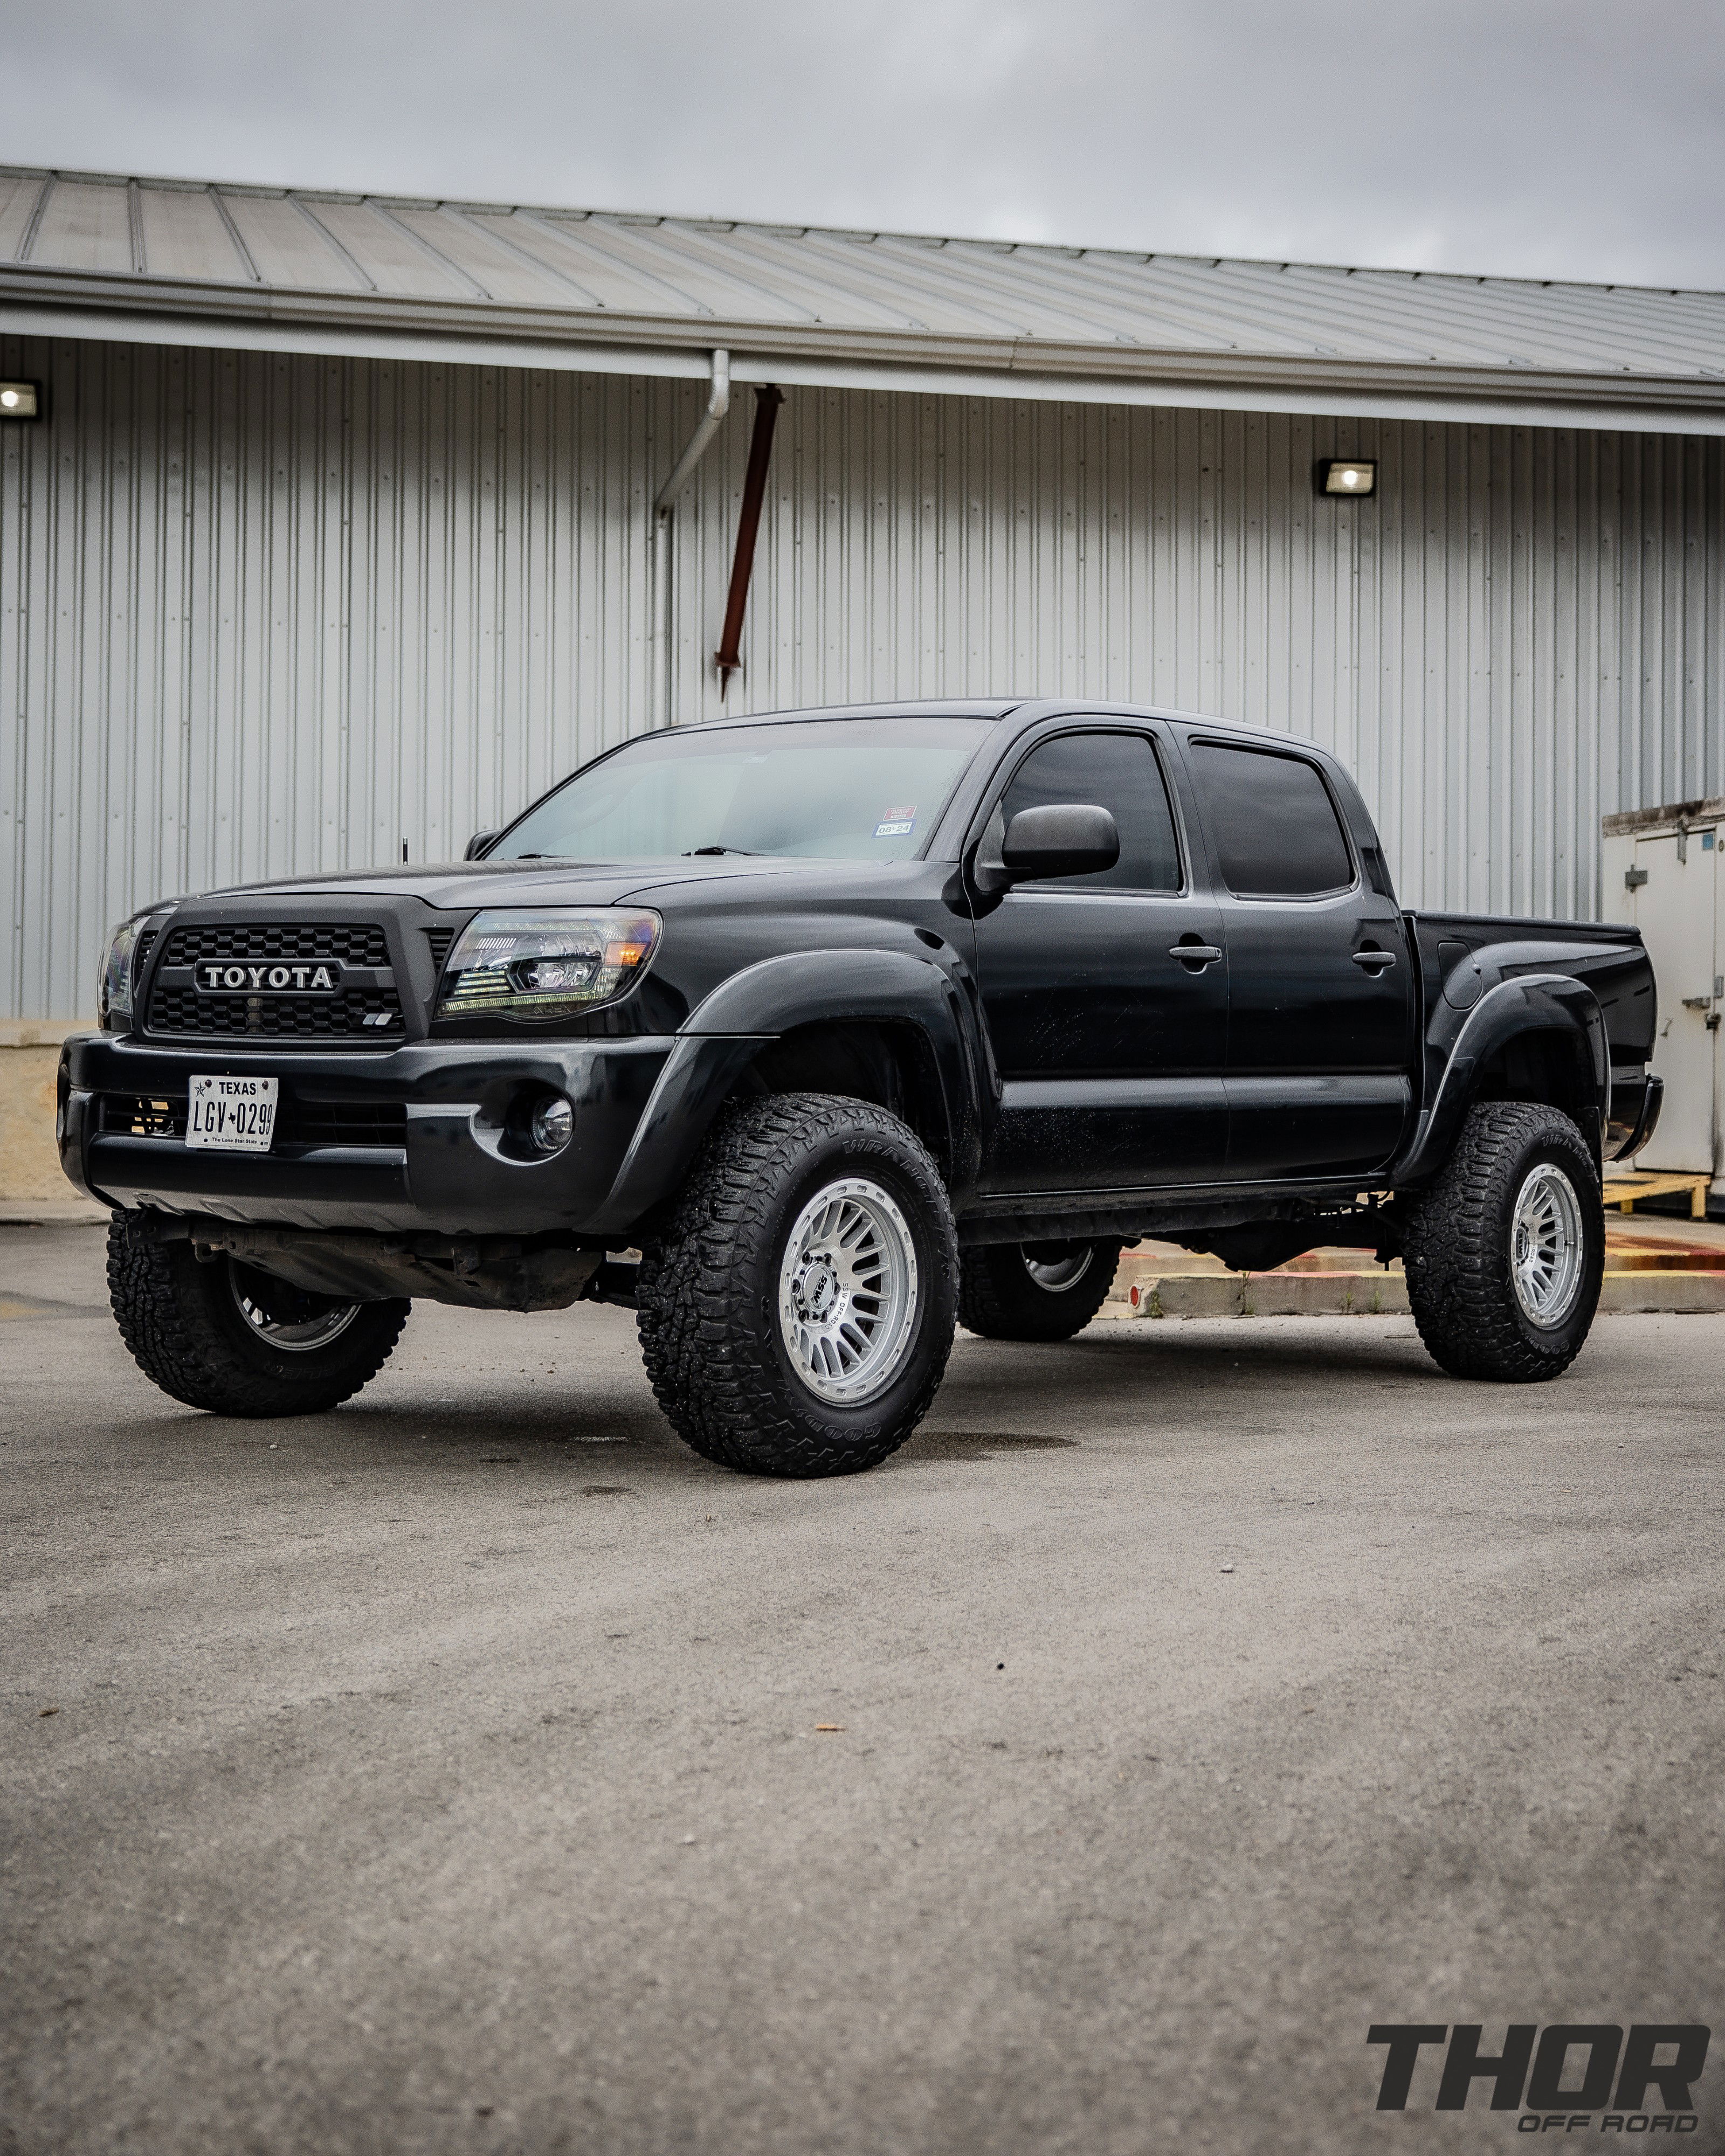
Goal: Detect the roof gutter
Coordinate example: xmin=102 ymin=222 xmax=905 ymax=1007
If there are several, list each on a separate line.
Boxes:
xmin=5 ymin=274 xmax=1725 ymax=438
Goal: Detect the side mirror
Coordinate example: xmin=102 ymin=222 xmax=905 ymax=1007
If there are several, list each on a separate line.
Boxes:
xmin=464 ymin=830 xmax=499 ymax=861
xmin=1000 ymin=803 xmax=1119 ymax=881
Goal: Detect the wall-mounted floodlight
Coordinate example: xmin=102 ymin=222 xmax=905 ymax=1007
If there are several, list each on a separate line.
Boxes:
xmin=0 ymin=382 xmax=41 ymax=419
xmin=1319 ymin=458 xmax=1376 ymax=496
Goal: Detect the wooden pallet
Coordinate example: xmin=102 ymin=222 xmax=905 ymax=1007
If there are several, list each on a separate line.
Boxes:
xmin=1603 ymin=1169 xmax=1713 ymax=1219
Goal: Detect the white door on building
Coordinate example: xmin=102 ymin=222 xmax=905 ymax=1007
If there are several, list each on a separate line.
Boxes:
xmin=1628 ymin=828 xmax=1720 ymax=1174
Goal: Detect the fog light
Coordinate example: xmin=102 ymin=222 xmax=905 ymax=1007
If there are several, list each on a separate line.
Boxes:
xmin=530 ymin=1093 xmax=574 ymax=1155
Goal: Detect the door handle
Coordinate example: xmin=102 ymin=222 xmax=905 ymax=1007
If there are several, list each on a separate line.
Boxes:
xmin=1169 ymin=943 xmax=1223 ymax=967
xmin=1351 ymin=948 xmax=1397 ymax=970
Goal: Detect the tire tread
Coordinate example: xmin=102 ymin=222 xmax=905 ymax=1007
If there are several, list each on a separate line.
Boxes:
xmin=106 ymin=1213 xmax=407 ymax=1416
xmin=1403 ymin=1101 xmax=1602 ymax=1383
xmin=957 ymin=1241 xmax=1121 ymax=1340
xmin=637 ymin=1094 xmax=957 ymax=1477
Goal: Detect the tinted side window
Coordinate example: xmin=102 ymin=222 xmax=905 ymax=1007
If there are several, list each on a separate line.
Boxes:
xmin=999 ymin=732 xmax=1181 ymax=893
xmin=1189 ymin=743 xmax=1355 ymax=898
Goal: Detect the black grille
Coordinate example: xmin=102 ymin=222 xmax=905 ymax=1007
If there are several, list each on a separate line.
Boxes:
xmin=425 ymin=925 xmax=456 ymax=978
xmin=147 ymin=985 xmax=404 ymax=1039
xmin=279 ymin=1101 xmax=408 ymax=1148
xmin=132 ymin=928 xmax=158 ymax=991
xmin=161 ymin=922 xmax=390 ymax=968
xmin=101 ymin=1093 xmax=186 ymax=1138
xmin=96 ymin=1093 xmax=405 ymax=1148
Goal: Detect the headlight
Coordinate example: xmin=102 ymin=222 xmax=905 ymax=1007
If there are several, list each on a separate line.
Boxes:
xmin=437 ymin=909 xmax=661 ymax=1023
xmin=98 ymin=911 xmax=153 ymax=1028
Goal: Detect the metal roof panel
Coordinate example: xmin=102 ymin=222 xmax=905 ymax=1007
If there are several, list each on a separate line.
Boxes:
xmin=506 ymin=212 xmax=717 ymax=315
xmin=29 ymin=177 xmax=132 ymax=273
xmin=136 ymin=185 xmax=250 ymax=282
xmin=0 ymin=172 xmax=46 ymax=261
xmin=299 ymin=197 xmax=475 ymax=299
xmin=217 ymin=190 xmax=369 ymax=291
xmin=580 ymin=215 xmax=821 ymax=324
xmin=384 ymin=206 xmax=572 ymax=306
xmin=2 ymin=166 xmax=1722 ymax=411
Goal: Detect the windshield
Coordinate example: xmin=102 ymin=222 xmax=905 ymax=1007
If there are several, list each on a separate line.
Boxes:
xmin=491 ymin=716 xmax=996 ymax=863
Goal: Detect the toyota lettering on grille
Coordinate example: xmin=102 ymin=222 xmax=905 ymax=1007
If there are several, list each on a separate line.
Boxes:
xmin=198 ymin=963 xmax=341 ymax=992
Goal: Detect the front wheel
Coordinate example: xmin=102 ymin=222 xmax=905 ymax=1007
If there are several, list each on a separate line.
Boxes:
xmin=958 ymin=1239 xmax=1123 ymax=1340
xmin=1403 ymin=1101 xmax=1604 ymax=1382
xmin=637 ymin=1094 xmax=958 ymax=1476
xmin=107 ymin=1214 xmax=410 ymax=1415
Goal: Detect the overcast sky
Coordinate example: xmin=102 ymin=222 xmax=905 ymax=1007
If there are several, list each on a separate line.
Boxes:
xmin=4 ymin=0 xmax=1723 ymax=289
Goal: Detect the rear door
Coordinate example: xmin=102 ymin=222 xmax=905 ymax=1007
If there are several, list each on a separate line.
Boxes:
xmin=970 ymin=724 xmax=1229 ymax=1194
xmin=1182 ymin=736 xmax=1413 ymax=1181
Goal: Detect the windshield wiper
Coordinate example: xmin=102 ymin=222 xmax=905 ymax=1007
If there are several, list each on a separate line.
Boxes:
xmin=681 ymin=845 xmax=761 ymax=856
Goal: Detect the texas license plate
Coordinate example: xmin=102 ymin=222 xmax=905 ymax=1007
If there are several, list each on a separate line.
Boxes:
xmin=186 ymin=1074 xmax=279 ymax=1152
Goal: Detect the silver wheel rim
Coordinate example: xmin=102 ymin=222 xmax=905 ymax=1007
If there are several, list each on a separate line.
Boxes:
xmin=1022 ymin=1244 xmax=1093 ymax=1293
xmin=1510 ymin=1162 xmax=1585 ymax=1327
xmin=777 ymin=1177 xmax=919 ymax=1405
xmin=230 ymin=1268 xmax=360 ymax=1353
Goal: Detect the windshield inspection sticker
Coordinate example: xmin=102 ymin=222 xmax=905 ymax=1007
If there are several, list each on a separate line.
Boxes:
xmin=874 ymin=804 xmax=916 ymax=838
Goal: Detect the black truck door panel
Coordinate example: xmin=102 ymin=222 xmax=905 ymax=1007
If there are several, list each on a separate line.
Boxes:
xmin=972 ymin=728 xmax=1228 ymax=1193
xmin=1184 ymin=737 xmax=1413 ymax=1179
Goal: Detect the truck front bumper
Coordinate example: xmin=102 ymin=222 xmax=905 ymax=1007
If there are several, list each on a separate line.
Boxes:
xmin=59 ymin=1032 xmax=685 ymax=1239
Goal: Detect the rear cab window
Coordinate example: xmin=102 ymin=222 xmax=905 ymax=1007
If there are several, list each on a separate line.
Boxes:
xmin=1187 ymin=740 xmax=1356 ymax=898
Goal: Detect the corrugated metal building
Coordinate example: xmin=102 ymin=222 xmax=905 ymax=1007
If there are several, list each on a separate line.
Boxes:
xmin=4 ymin=167 xmax=1724 ymax=1040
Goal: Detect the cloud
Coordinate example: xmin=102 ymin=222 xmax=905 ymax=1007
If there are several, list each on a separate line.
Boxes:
xmin=2 ymin=0 xmax=1722 ymax=288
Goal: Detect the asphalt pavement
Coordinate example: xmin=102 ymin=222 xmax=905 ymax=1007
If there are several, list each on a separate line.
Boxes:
xmin=3 ymin=1221 xmax=1722 ymax=2156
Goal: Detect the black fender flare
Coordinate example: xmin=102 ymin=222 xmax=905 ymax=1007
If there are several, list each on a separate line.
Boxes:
xmin=590 ymin=949 xmax=980 ymax=1236
xmin=1391 ymin=973 xmax=1610 ymax=1186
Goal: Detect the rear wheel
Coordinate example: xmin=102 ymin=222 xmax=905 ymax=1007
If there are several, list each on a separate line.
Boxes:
xmin=1403 ymin=1101 xmax=1603 ymax=1382
xmin=637 ymin=1094 xmax=958 ymax=1476
xmin=957 ymin=1238 xmax=1123 ymax=1341
xmin=107 ymin=1214 xmax=409 ymax=1415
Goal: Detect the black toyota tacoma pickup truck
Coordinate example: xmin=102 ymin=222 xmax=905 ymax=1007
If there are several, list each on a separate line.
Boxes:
xmin=61 ymin=698 xmax=1661 ymax=1476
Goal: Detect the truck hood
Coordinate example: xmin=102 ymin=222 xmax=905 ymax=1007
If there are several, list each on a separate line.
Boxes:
xmin=194 ymin=854 xmax=895 ymax=912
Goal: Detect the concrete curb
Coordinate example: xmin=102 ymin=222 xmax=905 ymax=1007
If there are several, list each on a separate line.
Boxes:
xmin=1598 ymin=1272 xmax=1725 ymax=1314
xmin=1106 ymin=1272 xmax=1407 ymax=1319
xmin=0 ymin=1200 xmax=111 ymax=1226
xmin=1104 ymin=1270 xmax=1725 ymax=1319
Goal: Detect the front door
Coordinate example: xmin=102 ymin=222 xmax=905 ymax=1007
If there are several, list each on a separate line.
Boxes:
xmin=1183 ymin=736 xmax=1414 ymax=1181
xmin=971 ymin=726 xmax=1229 ymax=1194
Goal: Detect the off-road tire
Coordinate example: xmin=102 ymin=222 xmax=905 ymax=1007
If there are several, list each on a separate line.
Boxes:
xmin=107 ymin=1213 xmax=410 ymax=1415
xmin=957 ymin=1239 xmax=1123 ymax=1340
xmin=1402 ymin=1101 xmax=1604 ymax=1382
xmin=636 ymin=1094 xmax=958 ymax=1477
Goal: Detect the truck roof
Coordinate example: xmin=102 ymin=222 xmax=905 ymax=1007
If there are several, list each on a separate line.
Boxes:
xmin=665 ymin=696 xmax=1302 ymax=744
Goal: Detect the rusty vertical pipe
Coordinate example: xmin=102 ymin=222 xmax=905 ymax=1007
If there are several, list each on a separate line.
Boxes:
xmin=714 ymin=384 xmax=783 ymax=698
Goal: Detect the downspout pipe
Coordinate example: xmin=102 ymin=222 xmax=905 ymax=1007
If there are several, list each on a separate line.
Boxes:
xmin=651 ymin=348 xmax=729 ymax=727
xmin=656 ymin=348 xmax=731 ymax=515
